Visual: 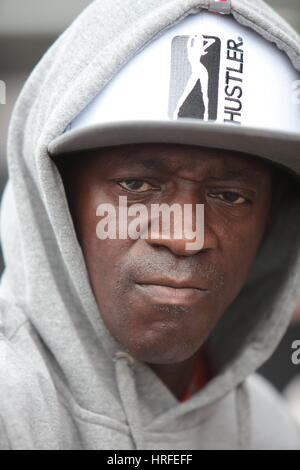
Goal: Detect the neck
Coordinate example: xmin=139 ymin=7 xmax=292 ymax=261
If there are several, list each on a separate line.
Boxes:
xmin=147 ymin=346 xmax=210 ymax=401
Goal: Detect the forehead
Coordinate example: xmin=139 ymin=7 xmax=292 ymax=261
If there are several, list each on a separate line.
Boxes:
xmin=79 ymin=143 xmax=272 ymax=180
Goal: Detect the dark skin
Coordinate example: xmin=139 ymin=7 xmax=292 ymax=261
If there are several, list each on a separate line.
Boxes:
xmin=58 ymin=143 xmax=274 ymax=401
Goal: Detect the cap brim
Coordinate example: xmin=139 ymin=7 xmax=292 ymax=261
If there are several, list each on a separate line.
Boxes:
xmin=48 ymin=120 xmax=300 ymax=176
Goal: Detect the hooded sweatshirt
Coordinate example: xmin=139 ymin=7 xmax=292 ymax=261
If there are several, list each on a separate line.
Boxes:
xmin=1 ymin=0 xmax=300 ymax=450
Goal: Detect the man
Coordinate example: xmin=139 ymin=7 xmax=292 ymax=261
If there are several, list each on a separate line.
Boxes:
xmin=0 ymin=0 xmax=300 ymax=450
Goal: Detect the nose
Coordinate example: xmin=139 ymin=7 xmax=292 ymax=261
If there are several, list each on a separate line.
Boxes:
xmin=145 ymin=197 xmax=217 ymax=257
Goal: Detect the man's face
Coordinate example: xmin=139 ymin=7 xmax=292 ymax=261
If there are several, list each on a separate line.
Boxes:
xmin=61 ymin=143 xmax=273 ymax=364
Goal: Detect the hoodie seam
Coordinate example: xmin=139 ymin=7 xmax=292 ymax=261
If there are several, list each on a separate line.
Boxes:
xmin=7 ymin=320 xmax=31 ymax=342
xmin=0 ymin=320 xmax=130 ymax=434
xmin=0 ymin=325 xmax=131 ymax=436
xmin=233 ymin=9 xmax=300 ymax=61
xmin=56 ymin=391 xmax=131 ymax=435
xmin=49 ymin=366 xmax=131 ymax=434
xmin=0 ymin=319 xmax=31 ymax=343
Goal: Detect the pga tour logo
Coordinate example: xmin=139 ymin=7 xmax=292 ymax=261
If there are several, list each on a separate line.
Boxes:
xmin=169 ymin=34 xmax=221 ymax=121
xmin=169 ymin=33 xmax=245 ymax=125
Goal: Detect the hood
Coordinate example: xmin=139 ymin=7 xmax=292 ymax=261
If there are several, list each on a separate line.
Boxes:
xmin=1 ymin=0 xmax=300 ymax=450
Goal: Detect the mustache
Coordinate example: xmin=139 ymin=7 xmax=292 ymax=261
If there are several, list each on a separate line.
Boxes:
xmin=119 ymin=250 xmax=225 ymax=290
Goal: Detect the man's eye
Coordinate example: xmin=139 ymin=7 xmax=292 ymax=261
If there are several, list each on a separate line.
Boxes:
xmin=117 ymin=180 xmax=154 ymax=192
xmin=208 ymin=191 xmax=247 ymax=205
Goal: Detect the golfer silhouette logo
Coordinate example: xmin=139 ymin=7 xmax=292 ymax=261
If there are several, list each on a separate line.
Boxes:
xmin=169 ymin=34 xmax=221 ymax=121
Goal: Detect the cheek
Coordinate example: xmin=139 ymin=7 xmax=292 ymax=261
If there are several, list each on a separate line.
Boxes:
xmin=215 ymin=208 xmax=270 ymax=302
xmin=83 ymin=235 xmax=130 ymax=285
xmin=71 ymin=191 xmax=117 ymax=284
xmin=81 ymin=229 xmax=134 ymax=308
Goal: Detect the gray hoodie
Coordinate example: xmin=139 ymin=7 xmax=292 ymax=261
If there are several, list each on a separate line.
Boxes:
xmin=1 ymin=0 xmax=300 ymax=450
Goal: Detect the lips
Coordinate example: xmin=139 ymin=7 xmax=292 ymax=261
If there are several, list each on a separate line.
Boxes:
xmin=135 ymin=279 xmax=208 ymax=305
xmin=136 ymin=278 xmax=208 ymax=291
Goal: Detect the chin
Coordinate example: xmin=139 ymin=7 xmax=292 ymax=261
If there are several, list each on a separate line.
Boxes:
xmin=124 ymin=331 xmax=203 ymax=365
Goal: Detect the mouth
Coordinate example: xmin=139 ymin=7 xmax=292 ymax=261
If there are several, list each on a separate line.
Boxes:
xmin=135 ymin=280 xmax=208 ymax=305
xmin=136 ymin=277 xmax=208 ymax=290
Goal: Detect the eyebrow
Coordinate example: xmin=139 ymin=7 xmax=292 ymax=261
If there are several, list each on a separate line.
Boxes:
xmin=206 ymin=169 xmax=265 ymax=183
xmin=125 ymin=157 xmax=264 ymax=180
xmin=121 ymin=157 xmax=170 ymax=172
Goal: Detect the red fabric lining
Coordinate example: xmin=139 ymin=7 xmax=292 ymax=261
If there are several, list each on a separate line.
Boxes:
xmin=179 ymin=355 xmax=208 ymax=402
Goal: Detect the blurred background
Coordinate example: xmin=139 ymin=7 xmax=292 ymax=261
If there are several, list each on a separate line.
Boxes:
xmin=0 ymin=0 xmax=300 ymax=420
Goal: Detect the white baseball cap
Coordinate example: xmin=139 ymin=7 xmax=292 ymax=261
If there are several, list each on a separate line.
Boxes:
xmin=49 ymin=6 xmax=300 ymax=175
